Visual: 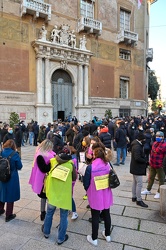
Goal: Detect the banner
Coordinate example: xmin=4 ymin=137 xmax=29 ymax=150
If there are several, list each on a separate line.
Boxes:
xmin=138 ymin=0 xmax=143 ymax=9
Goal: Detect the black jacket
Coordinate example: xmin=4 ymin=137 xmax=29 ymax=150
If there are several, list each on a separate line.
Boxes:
xmin=99 ymin=132 xmax=112 ymax=149
xmin=53 ymin=134 xmax=64 ymax=153
xmin=130 ymin=140 xmax=147 ymax=176
xmin=115 ymin=125 xmax=127 ymax=148
xmin=3 ymin=132 xmax=16 ymax=144
xmin=73 ymin=132 xmax=84 ymax=151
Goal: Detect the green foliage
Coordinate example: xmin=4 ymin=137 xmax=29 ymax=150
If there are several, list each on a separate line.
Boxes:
xmin=148 ymin=71 xmax=159 ymax=101
xmin=9 ymin=112 xmax=20 ymax=129
xmin=151 ymin=100 xmax=163 ymax=113
xmin=105 ymin=109 xmax=112 ymax=119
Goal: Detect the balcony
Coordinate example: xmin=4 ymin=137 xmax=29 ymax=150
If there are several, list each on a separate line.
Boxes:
xmin=146 ymin=48 xmax=153 ymax=62
xmin=21 ymin=0 xmax=51 ymax=21
xmin=78 ymin=16 xmax=102 ymax=36
xmin=117 ymin=29 xmax=138 ymax=45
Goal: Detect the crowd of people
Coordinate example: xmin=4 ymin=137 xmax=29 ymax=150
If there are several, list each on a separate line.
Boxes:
xmin=0 ymin=114 xmax=166 ymax=246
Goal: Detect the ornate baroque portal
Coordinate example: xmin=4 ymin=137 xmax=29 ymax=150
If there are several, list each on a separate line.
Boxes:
xmin=32 ymin=24 xmax=93 ymax=124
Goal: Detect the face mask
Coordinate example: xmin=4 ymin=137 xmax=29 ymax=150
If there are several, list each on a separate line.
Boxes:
xmin=9 ymin=130 xmax=13 ymax=134
xmin=139 ymin=127 xmax=143 ymax=131
xmin=59 ymin=131 xmax=62 ymax=136
xmin=156 ymin=137 xmax=162 ymax=142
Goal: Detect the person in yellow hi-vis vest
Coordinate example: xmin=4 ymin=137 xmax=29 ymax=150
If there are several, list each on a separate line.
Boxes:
xmin=40 ymin=147 xmax=77 ymax=245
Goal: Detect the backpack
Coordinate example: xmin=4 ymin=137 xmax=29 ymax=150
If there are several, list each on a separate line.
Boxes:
xmin=0 ymin=151 xmax=16 ymax=182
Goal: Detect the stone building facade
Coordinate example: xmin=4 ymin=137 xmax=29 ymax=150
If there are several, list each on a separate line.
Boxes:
xmin=0 ymin=0 xmax=154 ymax=124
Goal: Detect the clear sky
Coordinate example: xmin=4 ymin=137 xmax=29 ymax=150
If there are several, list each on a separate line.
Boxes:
xmin=149 ymin=0 xmax=166 ymax=99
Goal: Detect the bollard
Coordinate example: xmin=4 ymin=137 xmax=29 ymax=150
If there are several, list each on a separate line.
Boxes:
xmin=160 ymin=185 xmax=166 ymax=218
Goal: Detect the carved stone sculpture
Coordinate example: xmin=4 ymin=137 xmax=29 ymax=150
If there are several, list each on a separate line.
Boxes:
xmin=38 ymin=24 xmax=47 ymax=41
xmin=50 ymin=25 xmax=60 ymax=43
xmin=68 ymin=30 xmax=76 ymax=48
xmin=80 ymin=35 xmax=87 ymax=50
xmin=50 ymin=24 xmax=77 ymax=48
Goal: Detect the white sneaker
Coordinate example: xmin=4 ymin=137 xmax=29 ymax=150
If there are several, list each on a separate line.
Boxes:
xmin=102 ymin=231 xmax=111 ymax=242
xmin=141 ymin=189 xmax=151 ymax=195
xmin=87 ymin=235 xmax=98 ymax=246
xmin=71 ymin=212 xmax=78 ymax=220
xmin=154 ymin=192 xmax=160 ymax=199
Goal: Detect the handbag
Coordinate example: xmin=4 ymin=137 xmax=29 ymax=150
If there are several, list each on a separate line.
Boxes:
xmin=109 ymin=165 xmax=120 ymax=189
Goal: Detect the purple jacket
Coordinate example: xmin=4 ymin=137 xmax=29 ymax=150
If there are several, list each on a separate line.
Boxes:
xmin=29 ymin=150 xmax=55 ymax=194
xmin=86 ymin=158 xmax=113 ymax=210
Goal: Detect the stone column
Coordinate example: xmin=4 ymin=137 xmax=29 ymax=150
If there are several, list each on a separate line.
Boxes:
xmin=84 ymin=65 xmax=89 ymax=105
xmin=78 ymin=64 xmax=83 ymax=105
xmin=44 ymin=58 xmax=51 ymax=104
xmin=160 ymin=185 xmax=166 ymax=218
xmin=36 ymin=56 xmax=44 ymax=104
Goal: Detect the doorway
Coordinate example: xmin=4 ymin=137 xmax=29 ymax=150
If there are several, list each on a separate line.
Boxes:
xmin=58 ymin=111 xmax=65 ymax=121
xmin=51 ymin=69 xmax=73 ymax=121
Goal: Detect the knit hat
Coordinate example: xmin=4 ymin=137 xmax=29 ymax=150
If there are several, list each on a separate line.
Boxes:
xmin=56 ymin=146 xmax=72 ymax=163
xmin=150 ymin=128 xmax=154 ymax=133
xmin=156 ymin=131 xmax=164 ymax=137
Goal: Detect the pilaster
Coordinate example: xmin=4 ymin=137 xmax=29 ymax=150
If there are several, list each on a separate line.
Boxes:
xmin=78 ymin=64 xmax=83 ymax=106
xmin=36 ymin=56 xmax=43 ymax=104
xmin=84 ymin=65 xmax=89 ymax=105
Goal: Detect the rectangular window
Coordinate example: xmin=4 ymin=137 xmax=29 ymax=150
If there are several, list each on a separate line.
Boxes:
xmin=120 ymin=77 xmax=129 ymax=99
xmin=80 ymin=0 xmax=94 ymax=18
xmin=119 ymin=109 xmax=130 ymax=117
xmin=119 ymin=49 xmax=131 ymax=60
xmin=120 ymin=9 xmax=131 ymax=30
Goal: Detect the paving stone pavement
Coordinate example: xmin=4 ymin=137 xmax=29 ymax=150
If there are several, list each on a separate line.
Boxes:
xmin=0 ymin=145 xmax=166 ymax=250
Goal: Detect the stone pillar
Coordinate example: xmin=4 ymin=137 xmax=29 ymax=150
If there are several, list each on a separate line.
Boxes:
xmin=84 ymin=65 xmax=89 ymax=105
xmin=36 ymin=56 xmax=44 ymax=104
xmin=78 ymin=64 xmax=83 ymax=105
xmin=44 ymin=58 xmax=51 ymax=104
xmin=160 ymin=185 xmax=166 ymax=218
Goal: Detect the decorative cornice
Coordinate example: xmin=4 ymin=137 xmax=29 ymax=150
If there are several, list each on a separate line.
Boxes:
xmin=32 ymin=40 xmax=93 ymax=65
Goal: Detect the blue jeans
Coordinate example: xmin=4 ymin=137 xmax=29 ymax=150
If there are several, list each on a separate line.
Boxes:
xmin=43 ymin=203 xmax=68 ymax=243
xmin=29 ymin=132 xmax=34 ymax=145
xmin=72 ymin=198 xmax=76 ymax=212
xmin=116 ymin=147 xmax=126 ymax=164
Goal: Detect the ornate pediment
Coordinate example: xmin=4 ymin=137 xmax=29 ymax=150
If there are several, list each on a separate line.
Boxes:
xmin=38 ymin=24 xmax=87 ymax=51
xmin=32 ymin=24 xmax=93 ymax=66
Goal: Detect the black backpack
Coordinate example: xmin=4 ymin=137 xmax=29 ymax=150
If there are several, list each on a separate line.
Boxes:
xmin=0 ymin=151 xmax=16 ymax=182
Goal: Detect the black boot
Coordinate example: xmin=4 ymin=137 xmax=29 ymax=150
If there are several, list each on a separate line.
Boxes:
xmin=5 ymin=214 xmax=16 ymax=222
xmin=40 ymin=211 xmax=46 ymax=221
xmin=136 ymin=201 xmax=148 ymax=208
